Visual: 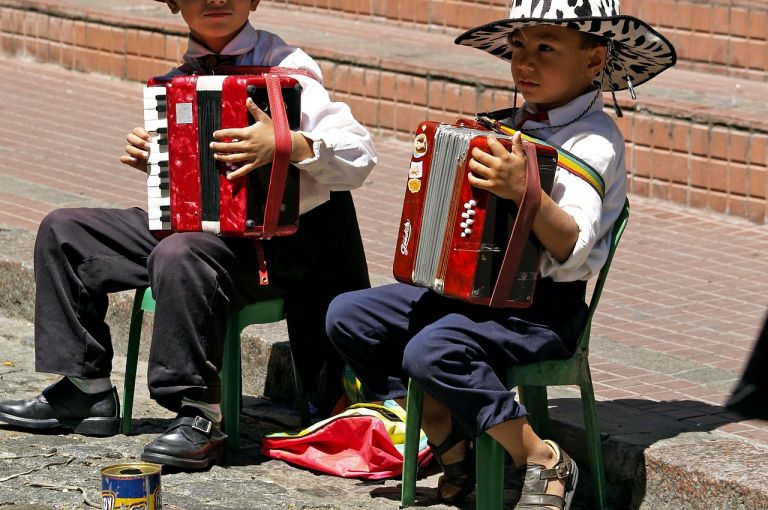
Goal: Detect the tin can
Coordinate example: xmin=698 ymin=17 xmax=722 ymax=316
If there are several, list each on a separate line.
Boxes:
xmin=101 ymin=463 xmax=162 ymax=510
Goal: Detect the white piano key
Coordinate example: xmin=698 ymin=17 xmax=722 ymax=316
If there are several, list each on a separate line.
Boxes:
xmin=147 ymin=187 xmax=166 ymax=199
xmin=146 ymin=175 xmax=168 ymax=187
xmin=144 ymin=118 xmax=168 ymax=133
xmin=147 ymin=163 xmax=167 ymax=177
xmin=148 ymin=142 xmax=168 ymax=155
xmin=143 ymin=108 xmax=166 ymax=122
xmin=148 ymin=151 xmax=169 ymax=165
xmin=144 ymin=86 xmax=167 ymax=100
xmin=148 ymin=196 xmax=171 ymax=209
xmin=147 ymin=206 xmax=169 ymax=219
xmin=143 ymin=97 xmax=167 ymax=110
xmin=148 ymin=220 xmax=171 ymax=231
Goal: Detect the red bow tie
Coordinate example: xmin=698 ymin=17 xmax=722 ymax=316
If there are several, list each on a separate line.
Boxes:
xmin=516 ymin=110 xmax=549 ymax=129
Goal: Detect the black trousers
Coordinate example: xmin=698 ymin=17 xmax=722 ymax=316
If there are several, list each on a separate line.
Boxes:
xmin=326 ymin=279 xmax=587 ymax=438
xmin=726 ymin=311 xmax=768 ymax=419
xmin=33 ymin=192 xmax=369 ymax=411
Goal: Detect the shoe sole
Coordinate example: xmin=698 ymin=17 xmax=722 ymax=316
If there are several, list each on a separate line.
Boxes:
xmin=140 ymin=449 xmax=225 ymax=470
xmin=563 ymin=459 xmax=579 ymax=510
xmin=0 ymin=411 xmax=119 ymax=436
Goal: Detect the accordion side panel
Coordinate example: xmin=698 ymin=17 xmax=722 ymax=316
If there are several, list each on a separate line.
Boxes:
xmin=166 ymin=77 xmax=203 ymax=232
xmin=440 ymin=134 xmax=493 ymax=302
xmin=441 ymin=140 xmax=558 ymax=306
xmin=219 ymin=75 xmax=250 ymax=235
xmin=220 ymin=75 xmax=301 ymax=237
xmin=393 ymin=121 xmax=439 ymax=284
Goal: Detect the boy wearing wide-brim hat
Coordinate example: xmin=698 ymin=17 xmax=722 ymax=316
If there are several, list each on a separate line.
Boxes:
xmin=327 ymin=1 xmax=675 ymax=508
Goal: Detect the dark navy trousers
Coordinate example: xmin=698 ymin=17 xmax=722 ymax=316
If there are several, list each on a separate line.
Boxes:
xmin=326 ymin=280 xmax=586 ymax=438
xmin=34 ymin=192 xmax=369 ymax=412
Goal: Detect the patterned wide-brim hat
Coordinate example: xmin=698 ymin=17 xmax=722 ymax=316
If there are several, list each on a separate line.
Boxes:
xmin=454 ymin=0 xmax=676 ymax=93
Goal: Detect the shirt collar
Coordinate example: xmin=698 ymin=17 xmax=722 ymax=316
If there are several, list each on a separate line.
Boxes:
xmin=182 ymin=22 xmax=259 ymax=66
xmin=518 ymin=89 xmax=604 ymax=134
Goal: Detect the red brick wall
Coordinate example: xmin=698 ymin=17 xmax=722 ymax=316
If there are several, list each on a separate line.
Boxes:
xmin=1 ymin=2 xmax=766 ymax=223
xmin=269 ymin=0 xmax=768 ymax=82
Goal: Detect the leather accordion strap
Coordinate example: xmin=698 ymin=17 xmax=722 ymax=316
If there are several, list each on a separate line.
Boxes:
xmin=262 ymin=73 xmax=292 ymax=239
xmin=489 ymin=140 xmax=542 ymax=308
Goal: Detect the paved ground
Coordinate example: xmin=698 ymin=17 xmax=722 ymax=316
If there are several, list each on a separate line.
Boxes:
xmin=1 ymin=2 xmax=768 ymax=508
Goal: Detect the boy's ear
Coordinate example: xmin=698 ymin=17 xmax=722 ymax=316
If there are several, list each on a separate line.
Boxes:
xmin=586 ymin=45 xmax=608 ymax=78
xmin=251 ymin=0 xmax=261 ymax=11
xmin=164 ymin=0 xmax=181 ymax=14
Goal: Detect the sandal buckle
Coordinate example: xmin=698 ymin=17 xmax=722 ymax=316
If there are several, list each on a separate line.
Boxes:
xmin=555 ymin=462 xmax=571 ymax=479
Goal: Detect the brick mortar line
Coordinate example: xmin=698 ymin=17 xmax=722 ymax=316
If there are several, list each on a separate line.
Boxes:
xmin=3 ymin=1 xmax=767 ymax=132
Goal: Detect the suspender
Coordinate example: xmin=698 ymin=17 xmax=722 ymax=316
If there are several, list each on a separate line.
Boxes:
xmin=475 ymin=115 xmax=606 ymax=200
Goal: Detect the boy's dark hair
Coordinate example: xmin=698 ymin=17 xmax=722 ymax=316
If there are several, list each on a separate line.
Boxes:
xmin=506 ymin=28 xmax=607 ymax=49
xmin=579 ymin=31 xmax=608 ymax=49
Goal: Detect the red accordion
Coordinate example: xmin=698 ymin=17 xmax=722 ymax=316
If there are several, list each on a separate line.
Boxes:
xmin=143 ymin=68 xmax=302 ymax=238
xmin=392 ymin=120 xmax=558 ymax=308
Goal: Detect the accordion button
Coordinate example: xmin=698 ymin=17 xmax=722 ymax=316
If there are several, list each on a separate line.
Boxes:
xmin=464 ymin=228 xmax=472 ymax=235
xmin=468 ymin=199 xmax=477 ymax=206
xmin=460 ymin=222 xmax=467 ymax=228
xmin=466 ymin=219 xmax=474 ymax=225
xmin=462 ymin=212 xmax=469 ymax=219
xmin=467 ymin=210 xmax=476 ymax=216
xmin=463 ymin=202 xmax=471 ymax=209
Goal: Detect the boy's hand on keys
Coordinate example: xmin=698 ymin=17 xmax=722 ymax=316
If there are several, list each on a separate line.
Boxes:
xmin=211 ymin=97 xmax=275 ymax=180
xmin=468 ymin=131 xmax=527 ymax=204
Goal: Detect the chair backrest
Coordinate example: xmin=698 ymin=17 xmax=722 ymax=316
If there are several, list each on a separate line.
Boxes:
xmin=576 ymin=198 xmax=630 ymax=352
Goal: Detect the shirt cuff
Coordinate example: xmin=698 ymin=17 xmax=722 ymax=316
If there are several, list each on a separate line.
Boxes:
xmin=543 ymin=205 xmax=597 ymax=271
xmin=292 ymin=135 xmax=328 ymax=169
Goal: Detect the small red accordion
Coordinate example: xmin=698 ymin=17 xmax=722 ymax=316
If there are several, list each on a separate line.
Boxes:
xmin=392 ymin=120 xmax=557 ymax=308
xmin=142 ymin=68 xmax=303 ymax=238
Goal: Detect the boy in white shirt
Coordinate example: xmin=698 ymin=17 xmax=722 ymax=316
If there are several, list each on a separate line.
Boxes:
xmin=0 ymin=0 xmax=376 ymax=470
xmin=326 ymin=0 xmax=675 ymax=507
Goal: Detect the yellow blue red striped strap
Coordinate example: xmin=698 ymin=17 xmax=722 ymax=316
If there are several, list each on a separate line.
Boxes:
xmin=476 ymin=117 xmax=606 ymax=200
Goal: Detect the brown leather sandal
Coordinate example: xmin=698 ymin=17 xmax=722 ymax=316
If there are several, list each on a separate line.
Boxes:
xmin=427 ymin=419 xmax=476 ymax=504
xmin=517 ymin=440 xmax=579 ymax=509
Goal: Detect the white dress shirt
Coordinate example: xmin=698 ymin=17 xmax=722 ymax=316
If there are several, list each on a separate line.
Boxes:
xmin=167 ymin=23 xmax=377 ymax=214
xmin=510 ymin=90 xmax=628 ymax=282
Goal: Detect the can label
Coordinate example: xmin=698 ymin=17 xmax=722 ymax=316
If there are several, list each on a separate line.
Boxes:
xmin=101 ymin=463 xmax=162 ymax=510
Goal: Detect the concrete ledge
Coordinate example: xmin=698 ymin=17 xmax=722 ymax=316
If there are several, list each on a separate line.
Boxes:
xmin=2 ymin=224 xmax=767 ymax=509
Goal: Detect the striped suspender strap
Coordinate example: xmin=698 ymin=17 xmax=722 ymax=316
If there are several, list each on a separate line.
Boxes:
xmin=476 ymin=116 xmax=606 ymax=200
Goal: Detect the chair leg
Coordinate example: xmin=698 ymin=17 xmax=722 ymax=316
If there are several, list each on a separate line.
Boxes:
xmin=121 ymin=288 xmax=146 ymax=435
xmin=475 ymin=433 xmax=506 ymax=510
xmin=400 ymin=379 xmax=424 ymax=508
xmin=221 ymin=313 xmax=241 ymax=454
xmin=518 ymin=385 xmax=551 ymax=438
xmin=580 ymin=381 xmax=608 ymax=510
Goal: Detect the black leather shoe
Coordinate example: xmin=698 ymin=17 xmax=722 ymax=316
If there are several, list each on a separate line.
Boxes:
xmin=141 ymin=406 xmax=226 ymax=469
xmin=0 ymin=377 xmax=120 ymax=436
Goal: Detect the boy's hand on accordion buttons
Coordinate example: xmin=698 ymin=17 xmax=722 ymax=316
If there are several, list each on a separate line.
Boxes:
xmin=120 ymin=127 xmax=151 ymax=173
xmin=211 ymin=97 xmax=275 ymax=180
xmin=467 ymin=132 xmax=527 ymax=203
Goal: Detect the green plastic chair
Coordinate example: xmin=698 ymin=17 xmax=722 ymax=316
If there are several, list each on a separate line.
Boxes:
xmin=120 ymin=286 xmax=309 ymax=453
xmin=401 ymin=199 xmax=630 ymax=510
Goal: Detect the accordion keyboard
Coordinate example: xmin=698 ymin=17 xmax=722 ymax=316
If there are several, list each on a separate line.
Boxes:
xmin=143 ymin=86 xmax=171 ymax=231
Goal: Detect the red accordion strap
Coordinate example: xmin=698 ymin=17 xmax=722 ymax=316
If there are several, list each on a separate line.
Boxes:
xmin=261 ymin=73 xmax=292 ymax=239
xmin=489 ymin=140 xmax=542 ymax=308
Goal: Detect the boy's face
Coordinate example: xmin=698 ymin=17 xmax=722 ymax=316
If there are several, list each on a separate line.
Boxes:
xmin=508 ymin=25 xmax=607 ymax=111
xmin=165 ymin=0 xmax=260 ymax=53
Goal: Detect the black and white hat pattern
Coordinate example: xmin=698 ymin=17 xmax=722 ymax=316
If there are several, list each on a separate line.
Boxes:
xmin=455 ymin=0 xmax=676 ymax=93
